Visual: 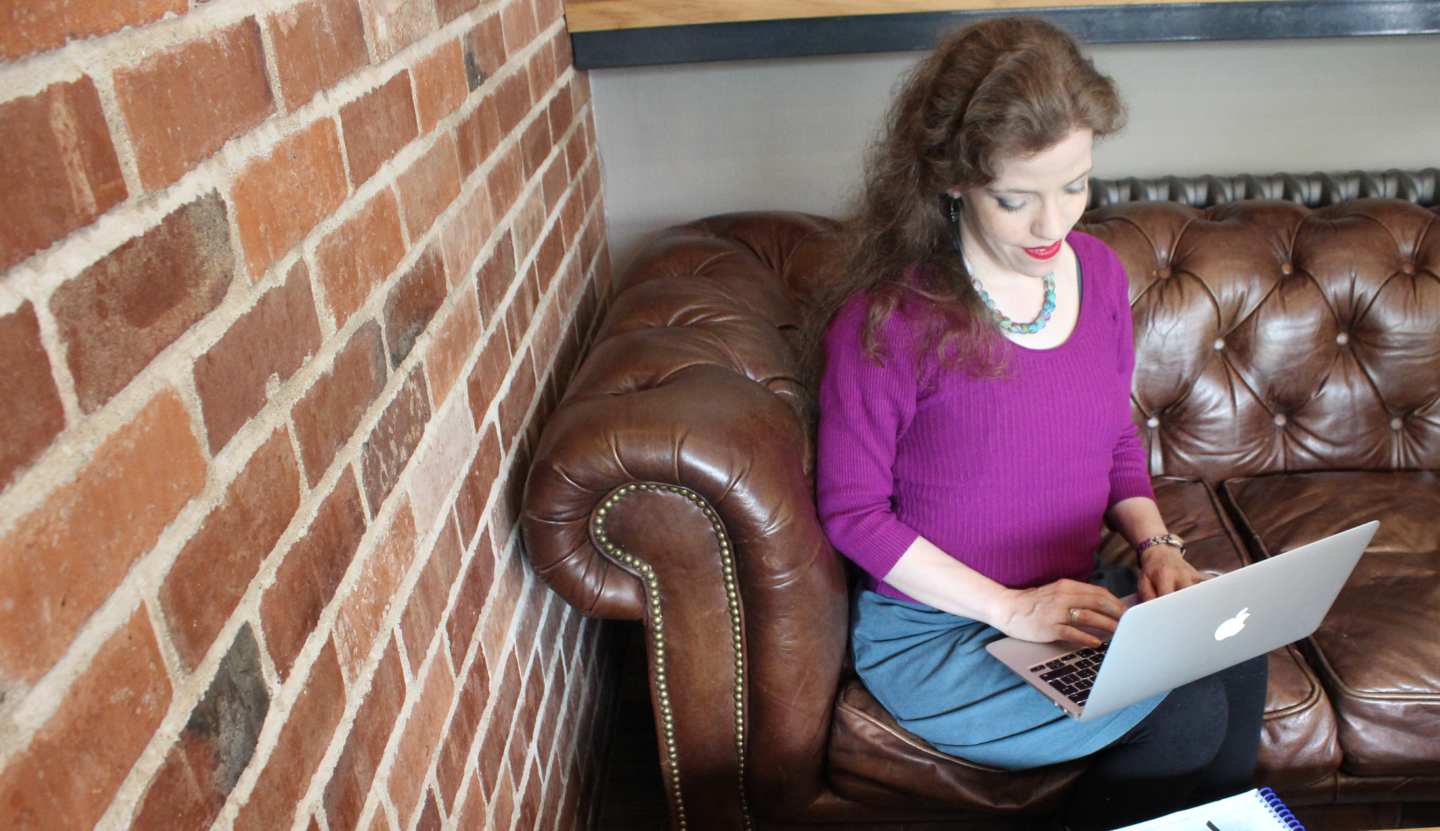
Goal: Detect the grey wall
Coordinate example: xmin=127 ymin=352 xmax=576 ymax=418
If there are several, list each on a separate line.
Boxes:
xmin=589 ymin=35 xmax=1440 ymax=269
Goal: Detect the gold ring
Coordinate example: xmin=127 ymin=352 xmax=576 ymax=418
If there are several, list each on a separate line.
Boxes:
xmin=1066 ymin=607 xmax=1080 ymax=624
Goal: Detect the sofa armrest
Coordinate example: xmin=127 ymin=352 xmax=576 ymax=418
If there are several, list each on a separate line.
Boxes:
xmin=522 ymin=213 xmax=850 ymax=829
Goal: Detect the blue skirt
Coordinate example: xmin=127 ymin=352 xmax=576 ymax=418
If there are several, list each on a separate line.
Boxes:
xmin=850 ymin=566 xmax=1166 ymax=771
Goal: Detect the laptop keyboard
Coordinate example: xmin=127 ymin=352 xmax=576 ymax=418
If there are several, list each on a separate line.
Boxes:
xmin=1029 ymin=642 xmax=1109 ymax=707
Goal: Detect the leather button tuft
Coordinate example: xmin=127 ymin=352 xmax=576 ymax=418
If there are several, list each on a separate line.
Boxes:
xmin=1280 ymin=263 xmax=1294 ymax=275
xmin=1156 ymin=267 xmax=1172 ymax=279
xmin=1336 ymin=332 xmax=1349 ymax=345
xmin=1391 ymin=417 xmax=1405 ymax=431
xmin=1402 ymin=263 xmax=1417 ymax=275
xmin=1213 ymin=338 xmax=1225 ymax=351
xmin=1146 ymin=417 xmax=1160 ymax=428
xmin=1273 ymin=414 xmax=1287 ymax=427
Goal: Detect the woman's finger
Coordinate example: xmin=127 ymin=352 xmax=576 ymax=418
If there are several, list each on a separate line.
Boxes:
xmin=1057 ymin=624 xmax=1105 ymax=649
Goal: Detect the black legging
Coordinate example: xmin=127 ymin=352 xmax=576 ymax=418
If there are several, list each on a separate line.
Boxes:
xmin=1059 ymin=654 xmax=1268 ymax=831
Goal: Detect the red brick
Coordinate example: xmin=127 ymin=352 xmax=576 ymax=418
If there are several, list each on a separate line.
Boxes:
xmin=536 ymin=0 xmax=562 ymax=28
xmin=364 ymin=809 xmax=394 ymax=831
xmin=0 ymin=391 xmax=203 ymax=682
xmin=341 ymin=72 xmax=419 ymax=187
xmin=493 ymin=70 xmax=531 ymax=138
xmin=454 ymin=95 xmax=500 ymax=178
xmin=115 ymin=18 xmax=275 ymax=191
xmin=519 ymin=117 xmax=550 ymax=182
xmin=261 ymin=470 xmax=368 ymax=679
xmin=0 ymin=612 xmax=167 ymax=828
xmin=233 ymin=119 xmax=349 ymax=278
xmin=498 ymin=349 xmax=536 ymax=446
xmin=194 ymin=264 xmax=320 ymax=452
xmin=408 ymin=393 xmax=478 ymax=533
xmin=500 ymin=0 xmax=538 ymax=55
xmin=414 ymin=39 xmax=470 ymax=133
xmin=551 ymin=25 xmax=574 ymax=75
xmin=0 ymin=301 xmax=65 ymax=490
xmin=507 ymin=668 xmax=543 ymax=779
xmin=132 ymin=625 xmax=268 ymax=831
xmin=512 ymin=192 xmax=546 ymax=263
xmin=527 ymin=40 xmax=557 ymax=107
xmin=0 ymin=77 xmax=127 ymax=272
xmin=452 ymin=427 xmax=501 ymax=544
xmin=388 ymin=651 xmax=456 ymax=827
xmin=477 ymin=654 xmax=521 ymax=795
xmin=335 ymin=499 xmax=418 ymax=675
xmin=315 ymin=188 xmax=406 ymax=326
xmin=417 ymin=792 xmax=442 ymax=831
xmin=439 ymin=189 xmax=494 ymax=288
xmin=455 ymin=771 xmax=486 ymax=829
xmin=292 ymin=320 xmax=388 ymax=487
xmin=383 ymin=246 xmax=448 ymax=368
xmin=465 ymin=329 xmax=510 ymax=428
xmin=489 ymin=769 xmax=516 ymax=831
xmin=325 ymin=638 xmax=407 ymax=831
xmin=535 ymin=222 xmax=565 ymax=295
xmin=235 ymin=641 xmax=347 ymax=831
xmin=400 ymin=518 xmax=464 ymax=672
xmin=510 ymin=584 xmax=546 ymax=677
xmin=268 ymin=0 xmax=369 ymax=111
xmin=425 ymin=283 xmax=481 ymax=403
xmin=397 ymin=134 xmax=462 ymax=240
xmin=546 ymin=84 xmax=574 ymax=145
xmin=541 ymin=149 xmax=567 ymax=216
xmin=361 ymin=365 xmax=432 ymax=512
xmin=51 ymin=192 xmax=234 ymax=413
xmin=362 ymin=0 xmax=438 ymax=60
xmin=480 ymin=553 xmax=524 ymax=664
xmin=462 ymin=12 xmax=506 ymax=90
xmin=492 ymin=442 xmax=530 ymax=543
xmin=437 ymin=619 xmax=491 ymax=808
xmin=563 ymin=118 xmax=587 ymax=180
xmin=477 ymin=230 xmax=517 ymax=325
xmin=0 ymin=0 xmax=186 ymax=60
xmin=437 ymin=0 xmax=482 ymax=24
xmin=160 ymin=430 xmax=299 ymax=670
xmin=486 ymin=145 xmax=524 ymax=227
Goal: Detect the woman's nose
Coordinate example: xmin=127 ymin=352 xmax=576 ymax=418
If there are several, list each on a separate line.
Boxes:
xmin=1035 ymin=199 xmax=1069 ymax=240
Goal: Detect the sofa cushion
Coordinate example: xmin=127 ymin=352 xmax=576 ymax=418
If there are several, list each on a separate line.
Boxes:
xmin=1221 ymin=470 xmax=1440 ymax=777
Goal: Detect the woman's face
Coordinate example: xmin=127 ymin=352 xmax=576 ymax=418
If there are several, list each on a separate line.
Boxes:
xmin=951 ymin=127 xmax=1095 ymax=280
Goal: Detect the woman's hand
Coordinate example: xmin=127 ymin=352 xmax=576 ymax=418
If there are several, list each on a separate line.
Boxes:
xmin=1138 ymin=544 xmax=1205 ymax=601
xmin=997 ymin=579 xmax=1128 ymax=648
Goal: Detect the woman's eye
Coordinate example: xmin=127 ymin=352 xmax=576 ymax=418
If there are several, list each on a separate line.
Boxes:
xmin=996 ymin=198 xmax=1024 ymax=212
xmin=1065 ymin=182 xmax=1089 ymax=195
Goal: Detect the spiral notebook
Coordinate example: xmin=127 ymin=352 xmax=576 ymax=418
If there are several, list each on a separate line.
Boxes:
xmin=1111 ymin=788 xmax=1304 ymax=831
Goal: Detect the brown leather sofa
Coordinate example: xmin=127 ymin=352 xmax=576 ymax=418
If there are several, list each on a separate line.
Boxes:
xmin=522 ymin=170 xmax=1440 ymax=831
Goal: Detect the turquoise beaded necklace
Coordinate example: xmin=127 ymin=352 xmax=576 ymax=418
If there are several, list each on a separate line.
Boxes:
xmin=961 ymin=250 xmax=1057 ymax=335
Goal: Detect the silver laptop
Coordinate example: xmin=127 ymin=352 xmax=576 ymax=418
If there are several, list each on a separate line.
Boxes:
xmin=986 ymin=521 xmax=1378 ymax=722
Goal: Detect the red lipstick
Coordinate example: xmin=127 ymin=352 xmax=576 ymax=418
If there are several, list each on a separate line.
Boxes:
xmin=1024 ymin=241 xmax=1062 ymax=260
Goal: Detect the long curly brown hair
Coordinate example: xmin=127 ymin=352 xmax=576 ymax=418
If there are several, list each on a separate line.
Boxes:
xmin=808 ymin=17 xmax=1126 ymax=377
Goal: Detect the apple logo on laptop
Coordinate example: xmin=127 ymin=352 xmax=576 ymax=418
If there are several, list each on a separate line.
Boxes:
xmin=1215 ymin=608 xmax=1250 ymax=641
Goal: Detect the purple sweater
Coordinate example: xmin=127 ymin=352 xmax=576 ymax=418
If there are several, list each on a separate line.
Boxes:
xmin=817 ymin=232 xmax=1154 ymax=602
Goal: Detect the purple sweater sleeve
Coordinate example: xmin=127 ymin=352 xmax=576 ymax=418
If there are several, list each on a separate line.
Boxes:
xmin=815 ymin=300 xmax=922 ymax=583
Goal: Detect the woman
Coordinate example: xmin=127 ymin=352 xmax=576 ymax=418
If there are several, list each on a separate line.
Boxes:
xmin=814 ymin=18 xmax=1266 ymax=831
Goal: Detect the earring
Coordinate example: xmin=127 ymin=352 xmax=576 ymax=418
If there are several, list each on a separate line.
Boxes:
xmin=947 ymin=195 xmax=960 ymax=226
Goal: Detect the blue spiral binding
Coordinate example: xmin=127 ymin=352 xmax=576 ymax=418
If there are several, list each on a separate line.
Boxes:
xmin=1258 ymin=787 xmax=1306 ymax=831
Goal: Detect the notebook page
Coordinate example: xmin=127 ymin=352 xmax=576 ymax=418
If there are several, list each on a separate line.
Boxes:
xmin=1110 ymin=789 xmax=1292 ymax=831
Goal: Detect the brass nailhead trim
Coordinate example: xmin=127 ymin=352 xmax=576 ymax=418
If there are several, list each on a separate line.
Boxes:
xmin=592 ymin=483 xmax=752 ymax=831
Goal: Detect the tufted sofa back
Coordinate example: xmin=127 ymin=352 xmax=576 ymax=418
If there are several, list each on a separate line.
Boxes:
xmin=1080 ymin=198 xmax=1440 ymax=484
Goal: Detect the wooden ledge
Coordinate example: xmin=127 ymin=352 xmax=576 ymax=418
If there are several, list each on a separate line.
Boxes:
xmin=564 ymin=0 xmax=1440 ymax=69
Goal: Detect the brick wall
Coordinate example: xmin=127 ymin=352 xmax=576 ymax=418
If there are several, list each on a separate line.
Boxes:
xmin=0 ymin=1 xmax=619 ymax=830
